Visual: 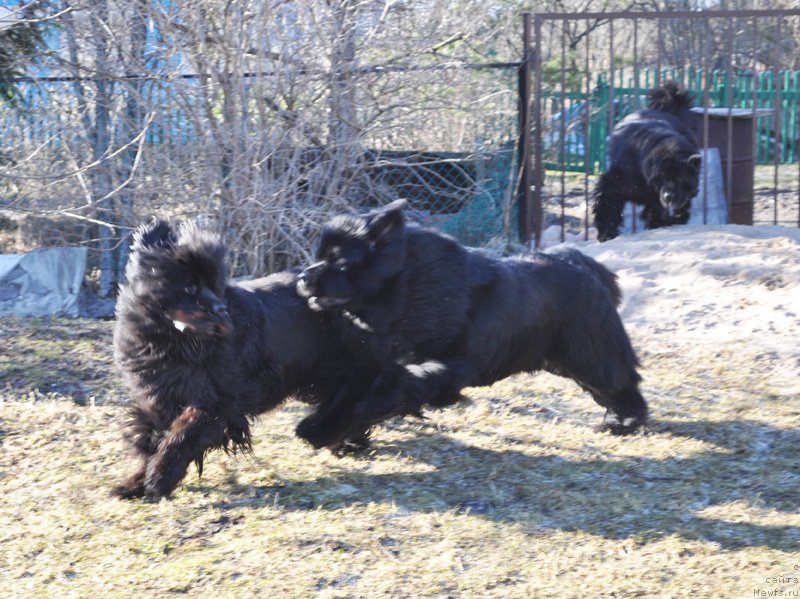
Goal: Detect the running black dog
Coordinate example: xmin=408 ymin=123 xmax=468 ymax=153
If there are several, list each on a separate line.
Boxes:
xmin=593 ymin=81 xmax=701 ymax=241
xmin=295 ymin=200 xmax=647 ymax=449
xmin=112 ymin=220 xmax=367 ymax=499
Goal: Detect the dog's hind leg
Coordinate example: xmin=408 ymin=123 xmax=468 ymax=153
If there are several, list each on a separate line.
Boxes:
xmin=552 ymin=363 xmax=647 ymax=435
xmin=545 ymin=312 xmax=648 ymax=435
xmin=143 ymin=406 xmax=227 ymax=498
xmin=592 ymin=386 xmax=648 ymax=435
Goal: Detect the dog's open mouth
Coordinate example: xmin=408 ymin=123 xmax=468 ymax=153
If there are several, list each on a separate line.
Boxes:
xmin=171 ymin=309 xmax=233 ymax=336
xmin=306 ymin=295 xmax=350 ymax=312
xmin=297 ymin=279 xmax=350 ymax=312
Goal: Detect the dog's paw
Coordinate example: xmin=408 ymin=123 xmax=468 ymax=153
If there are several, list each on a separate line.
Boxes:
xmin=110 ymin=482 xmax=146 ymax=500
xmin=352 ymin=394 xmax=408 ymax=425
xmin=141 ymin=458 xmax=184 ymax=499
xmin=141 ymin=478 xmax=176 ymax=500
xmin=110 ymin=471 xmax=147 ymax=500
xmin=296 ymin=415 xmax=346 ymax=449
xmin=596 ymin=413 xmax=646 ymax=435
xmin=328 ymin=430 xmax=372 ymax=458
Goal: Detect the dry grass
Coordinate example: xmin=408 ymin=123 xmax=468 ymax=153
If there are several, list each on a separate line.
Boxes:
xmin=1 ymin=317 xmax=798 ymax=598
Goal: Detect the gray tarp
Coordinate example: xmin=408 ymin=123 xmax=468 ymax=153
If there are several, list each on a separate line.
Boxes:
xmin=0 ymin=247 xmax=88 ymax=317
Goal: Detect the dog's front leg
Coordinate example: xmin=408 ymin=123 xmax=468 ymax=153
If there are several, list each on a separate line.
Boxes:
xmin=669 ymin=205 xmax=690 ymax=226
xmin=296 ymin=380 xmax=369 ymax=450
xmin=352 ymin=359 xmax=468 ymax=426
xmin=111 ymin=407 xmax=169 ymax=499
xmin=111 ymin=464 xmax=148 ymax=499
xmin=592 ymin=169 xmax=627 ymax=241
xmin=144 ymin=406 xmax=226 ymax=498
xmin=642 ymin=203 xmax=670 ymax=229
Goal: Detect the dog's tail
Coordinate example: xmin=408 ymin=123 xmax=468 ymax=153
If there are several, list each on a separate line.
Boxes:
xmin=647 ymin=81 xmax=695 ymax=116
xmin=548 ymin=248 xmax=622 ymax=308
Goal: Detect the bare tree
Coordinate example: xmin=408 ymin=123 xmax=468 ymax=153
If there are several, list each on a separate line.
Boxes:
xmin=0 ymin=2 xmax=48 ymax=100
xmin=8 ymin=0 xmax=794 ymax=287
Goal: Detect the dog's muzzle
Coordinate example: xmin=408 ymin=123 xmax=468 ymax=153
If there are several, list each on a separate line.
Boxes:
xmin=297 ymin=266 xmax=350 ymax=312
xmin=171 ymin=307 xmax=233 ymax=336
xmin=660 ymin=189 xmax=691 ymax=214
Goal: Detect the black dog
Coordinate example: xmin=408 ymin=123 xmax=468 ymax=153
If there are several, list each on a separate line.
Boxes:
xmin=112 ymin=220 xmax=366 ymax=499
xmin=296 ymin=200 xmax=647 ymax=449
xmin=593 ymin=81 xmax=701 ymax=241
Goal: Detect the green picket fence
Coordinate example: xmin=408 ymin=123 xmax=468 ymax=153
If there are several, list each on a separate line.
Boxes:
xmin=543 ymin=68 xmax=800 ymax=174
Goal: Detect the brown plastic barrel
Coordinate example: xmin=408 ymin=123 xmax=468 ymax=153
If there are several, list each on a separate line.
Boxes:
xmin=691 ymin=107 xmax=773 ymax=225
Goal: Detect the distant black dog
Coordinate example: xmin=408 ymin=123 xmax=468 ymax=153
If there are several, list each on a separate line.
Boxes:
xmin=593 ymin=81 xmax=701 ymax=241
xmin=295 ymin=200 xmax=647 ymax=449
xmin=112 ymin=220 xmax=366 ymax=499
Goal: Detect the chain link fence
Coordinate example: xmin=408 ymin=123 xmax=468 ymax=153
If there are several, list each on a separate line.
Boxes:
xmin=0 ymin=64 xmax=521 ymax=283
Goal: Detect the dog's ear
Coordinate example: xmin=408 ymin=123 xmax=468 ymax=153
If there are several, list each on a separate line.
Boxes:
xmin=687 ymin=154 xmax=702 ymax=170
xmin=366 ymin=199 xmax=407 ymax=241
xmin=133 ymin=219 xmax=177 ymax=251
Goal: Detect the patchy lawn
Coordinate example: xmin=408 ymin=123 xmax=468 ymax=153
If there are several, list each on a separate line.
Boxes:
xmin=1 ymin=313 xmax=798 ymax=599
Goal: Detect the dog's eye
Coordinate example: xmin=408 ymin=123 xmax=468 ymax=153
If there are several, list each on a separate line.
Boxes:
xmin=326 ymin=247 xmax=342 ymax=262
xmin=184 ymin=284 xmax=197 ymax=295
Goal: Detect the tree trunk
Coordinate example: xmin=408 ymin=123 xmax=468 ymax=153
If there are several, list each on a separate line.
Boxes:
xmin=89 ymin=0 xmax=116 ymax=298
xmin=116 ymin=0 xmax=149 ymax=280
xmin=326 ymin=0 xmax=361 ymax=199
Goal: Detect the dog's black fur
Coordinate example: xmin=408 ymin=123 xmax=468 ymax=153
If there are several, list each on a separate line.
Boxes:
xmin=296 ymin=200 xmax=647 ymax=449
xmin=593 ymin=81 xmax=701 ymax=241
xmin=112 ymin=220 xmax=366 ymax=499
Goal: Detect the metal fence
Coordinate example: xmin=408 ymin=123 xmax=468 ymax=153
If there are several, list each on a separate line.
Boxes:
xmin=523 ymin=8 xmax=800 ymax=247
xmin=544 ymin=68 xmax=800 ymax=174
xmin=4 ymin=10 xmax=800 ymax=259
xmin=9 ymin=64 xmax=800 ymax=178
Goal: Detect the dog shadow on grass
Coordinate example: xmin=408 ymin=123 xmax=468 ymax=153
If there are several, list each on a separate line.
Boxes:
xmin=210 ymin=418 xmax=799 ymax=552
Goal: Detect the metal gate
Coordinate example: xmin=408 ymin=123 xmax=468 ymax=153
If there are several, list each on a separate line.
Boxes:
xmin=518 ymin=9 xmax=800 ymax=247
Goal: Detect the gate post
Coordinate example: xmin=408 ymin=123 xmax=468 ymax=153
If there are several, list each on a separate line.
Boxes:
xmin=517 ymin=12 xmax=533 ymax=245
xmin=532 ymin=14 xmax=543 ymax=247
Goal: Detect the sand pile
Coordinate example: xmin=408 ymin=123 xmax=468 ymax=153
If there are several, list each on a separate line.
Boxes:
xmin=563 ymin=225 xmax=800 ymax=394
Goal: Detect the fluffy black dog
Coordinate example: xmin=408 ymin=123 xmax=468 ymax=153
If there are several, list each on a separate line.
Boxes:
xmin=112 ymin=220 xmax=365 ymax=499
xmin=593 ymin=81 xmax=701 ymax=241
xmin=295 ymin=200 xmax=647 ymax=449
